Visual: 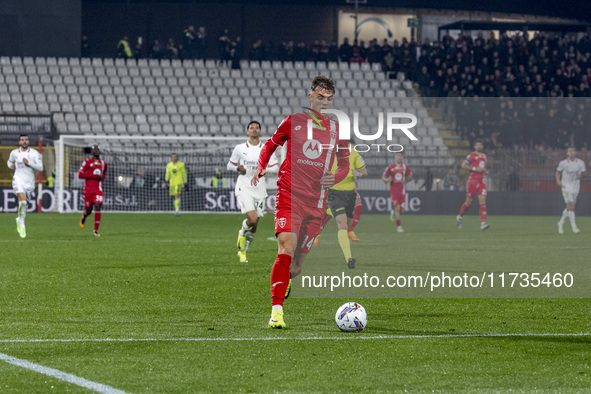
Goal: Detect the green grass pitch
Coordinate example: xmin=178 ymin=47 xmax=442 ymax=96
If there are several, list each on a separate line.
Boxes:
xmin=0 ymin=212 xmax=589 ymax=392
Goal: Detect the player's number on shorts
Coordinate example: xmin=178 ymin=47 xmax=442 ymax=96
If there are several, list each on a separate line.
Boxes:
xmin=300 ymin=235 xmax=315 ymax=250
xmin=257 ymin=201 xmax=265 ymax=210
xmin=95 ymin=195 xmax=104 ymax=203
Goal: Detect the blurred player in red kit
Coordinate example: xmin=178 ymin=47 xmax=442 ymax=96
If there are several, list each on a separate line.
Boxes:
xmin=457 ymin=139 xmax=490 ymax=230
xmin=382 ymin=152 xmax=412 ymax=232
xmin=78 ymin=145 xmax=107 ymax=237
xmin=251 ymin=76 xmax=350 ymax=328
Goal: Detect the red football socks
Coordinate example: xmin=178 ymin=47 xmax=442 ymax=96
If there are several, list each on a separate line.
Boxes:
xmin=349 ymin=203 xmax=362 ymax=232
xmin=459 ymin=202 xmax=470 ymax=217
xmin=479 ymin=205 xmax=487 ymax=223
xmin=94 ymin=211 xmax=101 ymax=231
xmin=271 ymin=254 xmax=291 ymax=306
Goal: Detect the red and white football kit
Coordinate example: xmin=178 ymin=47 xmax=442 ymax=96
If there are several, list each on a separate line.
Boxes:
xmin=465 ymin=151 xmax=487 ymax=199
xmin=78 ymin=157 xmax=108 ymax=208
xmin=258 ymin=113 xmax=350 ymax=252
xmin=383 ymin=162 xmax=412 ymax=207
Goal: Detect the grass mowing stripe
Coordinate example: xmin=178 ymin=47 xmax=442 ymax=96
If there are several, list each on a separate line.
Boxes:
xmin=0 ymin=332 xmax=589 ymax=343
xmin=0 ymin=352 xmax=130 ymax=394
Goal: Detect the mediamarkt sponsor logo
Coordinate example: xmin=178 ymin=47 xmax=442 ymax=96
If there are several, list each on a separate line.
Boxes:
xmin=306 ymin=109 xmax=418 ymax=153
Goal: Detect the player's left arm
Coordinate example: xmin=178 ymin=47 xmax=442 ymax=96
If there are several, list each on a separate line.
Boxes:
xmin=181 ymin=162 xmax=187 ymax=184
xmin=404 ymin=166 xmax=413 ymax=183
xmin=352 ymin=155 xmax=367 ymax=178
xmin=26 ymin=150 xmax=44 ymax=172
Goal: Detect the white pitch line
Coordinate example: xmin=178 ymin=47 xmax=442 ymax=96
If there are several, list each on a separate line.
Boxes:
xmin=0 ymin=352 xmax=130 ymax=394
xmin=0 ymin=332 xmax=589 ymax=343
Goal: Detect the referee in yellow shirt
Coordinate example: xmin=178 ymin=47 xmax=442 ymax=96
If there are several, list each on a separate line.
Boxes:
xmin=165 ymin=153 xmax=188 ymax=216
xmin=325 ymin=142 xmax=367 ymax=269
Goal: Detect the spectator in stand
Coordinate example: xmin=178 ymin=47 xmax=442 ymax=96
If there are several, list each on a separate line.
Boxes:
xmin=151 ymin=39 xmax=164 ymax=59
xmin=310 ymin=40 xmax=320 ymax=61
xmin=117 ymin=36 xmax=132 ymax=59
xmin=218 ymin=29 xmax=231 ymax=62
xmin=293 ymin=42 xmax=308 ymax=62
xmin=166 ymin=38 xmax=179 ymax=59
xmin=183 ymin=25 xmax=196 ymax=59
xmin=319 ymin=40 xmax=330 ymax=62
xmin=383 ymin=51 xmax=395 ymax=73
xmin=81 ymin=35 xmax=91 ymax=58
xmin=196 ymin=26 xmax=208 ymax=59
xmin=133 ymin=41 xmax=143 ymax=60
xmin=250 ymin=39 xmax=265 ymax=61
xmin=417 ymin=66 xmax=430 ymax=97
xmin=328 ymin=41 xmax=339 ymax=62
xmin=339 ymin=38 xmax=353 ymax=63
xmin=230 ymin=36 xmax=242 ymax=69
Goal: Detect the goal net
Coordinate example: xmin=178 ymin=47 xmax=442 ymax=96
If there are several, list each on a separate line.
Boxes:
xmin=54 ymin=135 xmax=282 ymax=213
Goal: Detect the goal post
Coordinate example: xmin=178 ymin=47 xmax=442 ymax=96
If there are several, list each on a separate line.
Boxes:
xmin=54 ymin=135 xmax=282 ymax=213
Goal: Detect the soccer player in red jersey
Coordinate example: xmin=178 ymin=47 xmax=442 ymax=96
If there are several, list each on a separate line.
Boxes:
xmin=457 ymin=139 xmax=490 ymax=230
xmin=78 ymin=145 xmax=107 ymax=237
xmin=382 ymin=152 xmax=412 ymax=233
xmin=251 ymin=76 xmax=350 ymax=328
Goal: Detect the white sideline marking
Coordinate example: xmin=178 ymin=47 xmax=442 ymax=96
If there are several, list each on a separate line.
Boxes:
xmin=0 ymin=352 xmax=130 ymax=394
xmin=0 ymin=332 xmax=589 ymax=343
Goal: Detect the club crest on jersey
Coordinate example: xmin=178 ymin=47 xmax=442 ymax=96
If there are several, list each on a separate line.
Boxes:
xmin=277 ymin=217 xmax=287 ymax=228
xmin=302 ymin=140 xmax=323 ymax=160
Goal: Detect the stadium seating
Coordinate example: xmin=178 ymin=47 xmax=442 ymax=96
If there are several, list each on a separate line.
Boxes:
xmin=0 ymin=56 xmax=454 ymax=167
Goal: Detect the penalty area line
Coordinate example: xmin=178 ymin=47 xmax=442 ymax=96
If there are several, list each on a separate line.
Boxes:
xmin=0 ymin=332 xmax=589 ymax=343
xmin=0 ymin=352 xmax=130 ymax=394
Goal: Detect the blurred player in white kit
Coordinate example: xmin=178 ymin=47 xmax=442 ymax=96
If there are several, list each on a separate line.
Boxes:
xmin=6 ymin=134 xmax=44 ymax=238
xmin=556 ymin=146 xmax=586 ymax=234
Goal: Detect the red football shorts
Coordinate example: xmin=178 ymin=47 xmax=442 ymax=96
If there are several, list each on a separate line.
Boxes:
xmin=390 ymin=189 xmax=406 ymax=207
xmin=466 ymin=178 xmax=487 ymax=199
xmin=84 ymin=190 xmax=104 ymax=208
xmin=274 ymin=189 xmax=324 ymax=254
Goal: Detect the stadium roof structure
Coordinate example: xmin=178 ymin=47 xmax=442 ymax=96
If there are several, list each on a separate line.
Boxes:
xmin=438 ymin=20 xmax=591 ymax=40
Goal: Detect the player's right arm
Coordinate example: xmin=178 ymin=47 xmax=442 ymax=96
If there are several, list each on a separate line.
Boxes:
xmin=7 ymin=150 xmax=15 ymax=170
xmin=78 ymin=159 xmax=89 ymax=179
xmin=227 ymin=145 xmax=245 ymax=174
xmin=165 ymin=162 xmax=171 ymax=187
xmin=556 ymin=161 xmax=565 ymax=187
xmin=555 ymin=170 xmax=562 ymax=187
xmin=381 ymin=166 xmax=392 ymax=183
xmin=252 ymin=116 xmax=291 ymax=185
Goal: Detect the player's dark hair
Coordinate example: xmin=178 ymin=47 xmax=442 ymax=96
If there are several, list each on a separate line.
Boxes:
xmin=19 ymin=134 xmax=28 ymax=138
xmin=474 ymin=139 xmax=484 ymax=145
xmin=171 ymin=153 xmax=178 ymax=157
xmin=247 ymin=121 xmax=261 ymax=131
xmin=311 ymin=76 xmax=335 ymax=93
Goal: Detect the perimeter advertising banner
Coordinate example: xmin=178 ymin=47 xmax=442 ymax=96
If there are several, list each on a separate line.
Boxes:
xmin=1 ymin=188 xmax=588 ymax=215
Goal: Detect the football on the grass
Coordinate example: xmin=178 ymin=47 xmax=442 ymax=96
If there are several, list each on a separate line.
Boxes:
xmin=335 ymin=302 xmax=367 ymax=332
